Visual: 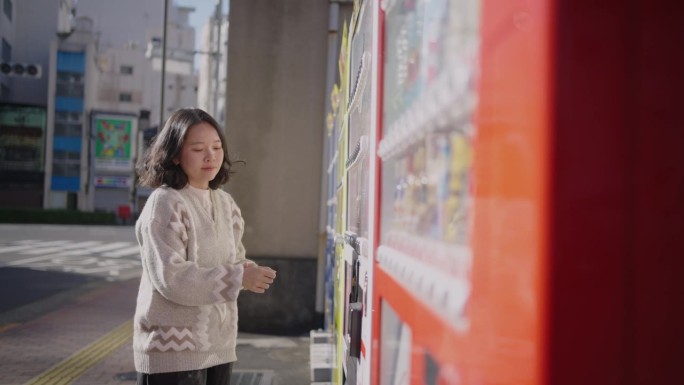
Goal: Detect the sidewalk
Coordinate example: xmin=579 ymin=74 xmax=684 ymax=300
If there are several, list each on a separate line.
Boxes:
xmin=0 ymin=277 xmax=310 ymax=385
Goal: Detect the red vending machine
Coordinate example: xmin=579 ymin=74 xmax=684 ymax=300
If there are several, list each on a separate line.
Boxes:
xmin=369 ymin=0 xmax=684 ymax=384
xmin=319 ymin=1 xmax=683 ymax=384
xmin=373 ymin=0 xmax=480 ymax=383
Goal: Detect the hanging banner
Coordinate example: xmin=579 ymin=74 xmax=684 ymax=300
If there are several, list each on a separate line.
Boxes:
xmin=92 ymin=114 xmax=136 ymax=171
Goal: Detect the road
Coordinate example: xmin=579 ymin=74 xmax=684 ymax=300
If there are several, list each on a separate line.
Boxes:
xmin=0 ymin=224 xmax=141 ymax=322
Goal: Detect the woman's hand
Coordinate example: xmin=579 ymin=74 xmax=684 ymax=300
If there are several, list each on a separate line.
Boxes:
xmin=242 ymin=263 xmax=276 ymax=293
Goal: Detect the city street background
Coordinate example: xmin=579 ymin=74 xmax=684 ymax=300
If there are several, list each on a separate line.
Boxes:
xmin=0 ymin=224 xmax=310 ymax=385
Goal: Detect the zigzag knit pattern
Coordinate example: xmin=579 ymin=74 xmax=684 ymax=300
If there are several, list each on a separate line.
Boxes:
xmin=142 ymin=322 xmax=196 ymax=352
xmin=213 ymin=264 xmax=241 ymax=302
xmin=168 ymin=201 xmax=191 ymax=245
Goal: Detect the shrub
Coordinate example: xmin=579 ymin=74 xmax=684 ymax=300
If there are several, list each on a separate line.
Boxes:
xmin=0 ymin=208 xmax=117 ymax=225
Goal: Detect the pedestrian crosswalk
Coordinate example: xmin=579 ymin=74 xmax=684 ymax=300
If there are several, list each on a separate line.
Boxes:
xmin=0 ymin=239 xmax=142 ymax=281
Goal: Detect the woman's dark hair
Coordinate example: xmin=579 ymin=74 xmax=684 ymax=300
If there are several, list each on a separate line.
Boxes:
xmin=137 ymin=108 xmax=243 ymax=190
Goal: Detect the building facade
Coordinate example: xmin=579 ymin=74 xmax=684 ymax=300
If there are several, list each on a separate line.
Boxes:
xmin=44 ymin=16 xmax=98 ymax=211
xmin=39 ymin=1 xmax=200 ymax=213
xmin=0 ymin=0 xmax=59 ymax=209
xmin=198 ymin=14 xmax=228 ymax=122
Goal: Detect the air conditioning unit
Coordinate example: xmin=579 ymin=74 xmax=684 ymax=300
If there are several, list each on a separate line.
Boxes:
xmin=0 ymin=62 xmax=42 ymax=79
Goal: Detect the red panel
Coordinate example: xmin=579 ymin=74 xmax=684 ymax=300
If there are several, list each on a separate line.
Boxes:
xmin=472 ymin=0 xmax=555 ymax=383
xmin=630 ymin=1 xmax=684 ymax=383
xmin=372 ymin=0 xmax=684 ymax=384
xmin=550 ymin=1 xmax=684 ymax=384
xmin=549 ymin=1 xmax=631 ymax=384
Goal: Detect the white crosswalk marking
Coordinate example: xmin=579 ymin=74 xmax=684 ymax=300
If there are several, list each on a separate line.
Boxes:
xmin=0 ymin=239 xmax=142 ymax=280
xmin=19 ymin=241 xmax=103 ymax=255
xmin=10 ymin=256 xmax=100 ymax=268
xmin=36 ymin=242 xmax=135 ymax=259
xmin=0 ymin=240 xmax=70 ymax=254
xmin=0 ymin=245 xmax=39 ymax=254
xmin=84 ymin=242 xmax=133 ymax=253
xmin=102 ymin=246 xmax=140 ymax=258
xmin=13 ymin=240 xmax=41 ymax=245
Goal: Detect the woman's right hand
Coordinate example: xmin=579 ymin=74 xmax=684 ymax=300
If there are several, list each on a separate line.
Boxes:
xmin=242 ymin=263 xmax=276 ymax=293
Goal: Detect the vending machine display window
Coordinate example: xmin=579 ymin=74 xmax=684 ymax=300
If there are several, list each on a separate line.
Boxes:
xmin=379 ymin=301 xmax=412 ymax=385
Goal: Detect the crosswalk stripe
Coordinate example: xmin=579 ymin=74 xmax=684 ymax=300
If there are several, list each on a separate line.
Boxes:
xmin=83 ymin=242 xmax=133 ymax=253
xmin=0 ymin=240 xmax=70 ymax=254
xmin=0 ymin=245 xmax=38 ymax=254
xmin=37 ymin=242 xmax=136 ymax=259
xmin=0 ymin=239 xmax=143 ymax=280
xmin=17 ymin=257 xmax=100 ymax=268
xmin=19 ymin=241 xmax=103 ymax=255
xmin=102 ymin=246 xmax=140 ymax=258
xmin=5 ymin=255 xmax=81 ymax=266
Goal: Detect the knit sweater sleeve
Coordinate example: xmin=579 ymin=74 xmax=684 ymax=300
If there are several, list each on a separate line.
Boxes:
xmin=221 ymin=192 xmax=252 ymax=266
xmin=139 ymin=199 xmax=244 ymax=306
xmin=230 ymin=197 xmax=248 ymax=264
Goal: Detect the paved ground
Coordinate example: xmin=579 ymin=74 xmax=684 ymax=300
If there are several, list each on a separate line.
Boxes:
xmin=0 ymin=224 xmax=311 ymax=385
xmin=0 ymin=276 xmax=311 ymax=385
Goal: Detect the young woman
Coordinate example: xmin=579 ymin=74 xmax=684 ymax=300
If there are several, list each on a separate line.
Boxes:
xmin=134 ymin=108 xmax=276 ymax=385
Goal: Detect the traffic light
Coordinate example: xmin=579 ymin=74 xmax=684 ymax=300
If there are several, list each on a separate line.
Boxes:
xmin=0 ymin=62 xmax=42 ymax=79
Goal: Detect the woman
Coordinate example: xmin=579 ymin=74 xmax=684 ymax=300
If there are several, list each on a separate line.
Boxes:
xmin=133 ymin=108 xmax=276 ymax=385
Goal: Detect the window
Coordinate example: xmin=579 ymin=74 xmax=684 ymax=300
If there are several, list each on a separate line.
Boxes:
xmin=52 ymin=162 xmax=80 ymax=177
xmin=56 ymin=72 xmax=84 ymax=97
xmin=3 ymin=0 xmax=12 ymax=22
xmin=54 ymin=123 xmax=82 ymax=137
xmin=57 ymin=72 xmax=83 ymax=84
xmin=1 ymin=38 xmax=11 ymax=62
xmin=56 ymin=82 xmax=84 ymax=98
xmin=120 ymin=65 xmax=134 ymax=75
xmin=119 ymin=93 xmax=132 ymax=102
xmin=55 ymin=112 xmax=81 ymax=123
xmin=53 ymin=150 xmax=81 ymax=161
xmin=55 ymin=111 xmax=70 ymax=122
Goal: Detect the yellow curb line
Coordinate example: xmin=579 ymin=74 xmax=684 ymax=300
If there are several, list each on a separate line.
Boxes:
xmin=0 ymin=323 xmax=20 ymax=334
xmin=24 ymin=319 xmax=133 ymax=385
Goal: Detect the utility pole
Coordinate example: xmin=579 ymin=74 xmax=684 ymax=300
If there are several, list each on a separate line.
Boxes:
xmin=160 ymin=0 xmax=169 ymax=129
xmin=214 ymin=0 xmax=223 ymax=119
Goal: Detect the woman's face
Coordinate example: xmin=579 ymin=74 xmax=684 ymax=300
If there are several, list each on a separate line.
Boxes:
xmin=175 ymin=122 xmax=224 ymax=189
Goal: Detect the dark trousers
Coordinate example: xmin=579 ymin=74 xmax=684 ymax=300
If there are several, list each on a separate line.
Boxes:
xmin=137 ymin=362 xmax=233 ymax=385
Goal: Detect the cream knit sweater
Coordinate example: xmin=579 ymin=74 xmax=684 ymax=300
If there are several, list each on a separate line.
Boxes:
xmin=133 ymin=185 xmax=247 ymax=374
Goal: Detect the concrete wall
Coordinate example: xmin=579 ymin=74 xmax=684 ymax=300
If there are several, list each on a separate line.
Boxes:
xmin=225 ymin=0 xmax=327 ymax=258
xmin=225 ymin=0 xmax=328 ymax=333
xmin=238 ymin=257 xmax=319 ymax=335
